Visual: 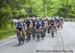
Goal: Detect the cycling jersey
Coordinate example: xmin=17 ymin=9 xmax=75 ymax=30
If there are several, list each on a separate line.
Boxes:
xmin=23 ymin=23 xmax=25 ymax=26
xmin=32 ymin=20 xmax=36 ymax=28
xmin=50 ymin=19 xmax=55 ymax=25
xmin=32 ymin=20 xmax=36 ymax=25
xmin=29 ymin=20 xmax=32 ymax=24
xmin=26 ymin=20 xmax=30 ymax=27
xmin=36 ymin=21 xmax=40 ymax=29
xmin=44 ymin=20 xmax=48 ymax=26
xmin=39 ymin=20 xmax=42 ymax=26
xmin=41 ymin=20 xmax=45 ymax=27
xmin=60 ymin=18 xmax=63 ymax=23
xmin=57 ymin=19 xmax=61 ymax=24
xmin=16 ymin=23 xmax=23 ymax=31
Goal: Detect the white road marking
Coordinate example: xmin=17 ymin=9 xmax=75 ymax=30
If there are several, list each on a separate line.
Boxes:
xmin=0 ymin=39 xmax=16 ymax=47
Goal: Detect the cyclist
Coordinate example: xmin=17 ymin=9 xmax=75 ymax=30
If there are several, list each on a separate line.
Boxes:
xmin=35 ymin=19 xmax=41 ymax=41
xmin=22 ymin=20 xmax=27 ymax=41
xmin=49 ymin=18 xmax=55 ymax=37
xmin=60 ymin=17 xmax=64 ymax=29
xmin=26 ymin=19 xmax=31 ymax=42
xmin=44 ymin=18 xmax=48 ymax=32
xmin=57 ymin=18 xmax=62 ymax=29
xmin=16 ymin=20 xmax=24 ymax=46
xmin=41 ymin=19 xmax=45 ymax=40
xmin=32 ymin=19 xmax=36 ymax=39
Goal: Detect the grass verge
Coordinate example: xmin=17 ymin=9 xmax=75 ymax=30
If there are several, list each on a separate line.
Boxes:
xmin=0 ymin=30 xmax=15 ymax=40
xmin=0 ymin=23 xmax=16 ymax=40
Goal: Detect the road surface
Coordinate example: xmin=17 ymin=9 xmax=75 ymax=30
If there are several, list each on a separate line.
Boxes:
xmin=0 ymin=22 xmax=75 ymax=53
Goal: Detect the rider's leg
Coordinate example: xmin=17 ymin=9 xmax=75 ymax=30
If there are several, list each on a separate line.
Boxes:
xmin=36 ymin=29 xmax=40 ymax=41
xmin=41 ymin=28 xmax=45 ymax=40
xmin=51 ymin=27 xmax=54 ymax=37
xmin=32 ymin=28 xmax=35 ymax=40
xmin=17 ymin=30 xmax=22 ymax=46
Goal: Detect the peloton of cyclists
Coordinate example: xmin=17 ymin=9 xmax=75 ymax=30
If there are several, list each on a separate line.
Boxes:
xmin=15 ymin=17 xmax=64 ymax=46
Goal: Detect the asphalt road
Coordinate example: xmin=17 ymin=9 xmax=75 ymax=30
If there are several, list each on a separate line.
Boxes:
xmin=0 ymin=22 xmax=75 ymax=53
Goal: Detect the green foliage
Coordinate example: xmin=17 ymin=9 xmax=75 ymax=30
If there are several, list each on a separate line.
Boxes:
xmin=0 ymin=5 xmax=12 ymax=29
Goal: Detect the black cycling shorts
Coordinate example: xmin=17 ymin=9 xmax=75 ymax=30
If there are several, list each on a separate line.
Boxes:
xmin=42 ymin=25 xmax=44 ymax=28
xmin=36 ymin=26 xmax=40 ymax=29
xmin=50 ymin=24 xmax=54 ymax=26
xmin=17 ymin=28 xmax=22 ymax=31
xmin=27 ymin=24 xmax=30 ymax=27
xmin=33 ymin=24 xmax=35 ymax=28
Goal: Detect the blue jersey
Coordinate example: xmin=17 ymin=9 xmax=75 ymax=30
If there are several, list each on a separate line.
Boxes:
xmin=16 ymin=23 xmax=23 ymax=29
xmin=36 ymin=21 xmax=40 ymax=28
xmin=23 ymin=23 xmax=26 ymax=27
xmin=41 ymin=20 xmax=45 ymax=26
xmin=60 ymin=19 xmax=63 ymax=23
xmin=26 ymin=20 xmax=30 ymax=25
xmin=29 ymin=20 xmax=32 ymax=24
xmin=57 ymin=19 xmax=61 ymax=24
xmin=44 ymin=20 xmax=48 ymax=26
xmin=39 ymin=21 xmax=42 ymax=26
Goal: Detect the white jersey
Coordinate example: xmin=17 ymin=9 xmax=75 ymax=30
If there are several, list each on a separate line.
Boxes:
xmin=44 ymin=21 xmax=48 ymax=26
xmin=29 ymin=20 xmax=32 ymax=24
xmin=39 ymin=21 xmax=42 ymax=25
